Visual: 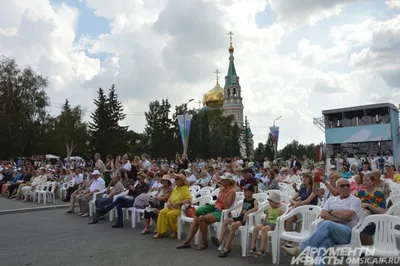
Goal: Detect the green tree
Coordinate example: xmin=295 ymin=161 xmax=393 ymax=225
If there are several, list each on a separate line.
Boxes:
xmin=242 ymin=116 xmax=253 ymax=159
xmin=89 ymin=88 xmax=111 ymax=157
xmin=207 ymin=109 xmax=234 ymax=158
xmin=278 ymin=140 xmax=318 ymax=161
xmin=254 ymin=142 xmax=264 ymax=162
xmin=107 ymin=85 xmax=128 ymax=152
xmin=89 ymin=85 xmax=127 ymax=157
xmin=200 ymin=111 xmax=211 ymax=158
xmin=49 ymin=99 xmax=88 ymax=159
xmin=0 ymin=56 xmax=50 ymax=158
xmin=124 ymin=130 xmax=145 ymax=155
xmin=144 ymin=99 xmax=175 ymax=158
xmin=231 ymin=122 xmax=241 ymax=157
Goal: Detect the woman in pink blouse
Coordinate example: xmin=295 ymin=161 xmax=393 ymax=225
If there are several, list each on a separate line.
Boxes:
xmin=350 ymin=173 xmax=364 ymax=192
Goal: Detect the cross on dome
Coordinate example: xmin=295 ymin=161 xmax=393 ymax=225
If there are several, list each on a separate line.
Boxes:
xmin=228 ymin=31 xmax=234 ymax=42
xmin=214 ymin=69 xmax=221 ymax=81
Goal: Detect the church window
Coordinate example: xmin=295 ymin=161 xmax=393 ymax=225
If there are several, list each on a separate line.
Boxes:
xmin=233 ymin=88 xmax=236 ymax=97
xmin=227 ymin=88 xmax=230 ymax=96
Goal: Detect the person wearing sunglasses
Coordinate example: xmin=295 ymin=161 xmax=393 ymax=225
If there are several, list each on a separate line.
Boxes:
xmin=282 ymin=178 xmax=363 ymax=264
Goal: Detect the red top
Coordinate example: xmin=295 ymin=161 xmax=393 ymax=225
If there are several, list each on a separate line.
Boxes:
xmin=215 ymin=187 xmax=235 ymax=210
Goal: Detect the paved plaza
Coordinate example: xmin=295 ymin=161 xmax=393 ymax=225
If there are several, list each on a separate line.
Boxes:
xmin=0 ymin=198 xmax=396 ymax=266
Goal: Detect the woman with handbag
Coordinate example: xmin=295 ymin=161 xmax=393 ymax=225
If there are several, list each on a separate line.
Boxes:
xmin=176 ymin=173 xmax=236 ymax=250
xmin=153 ymin=174 xmax=192 ymax=239
xmin=140 ymin=175 xmax=173 ymax=235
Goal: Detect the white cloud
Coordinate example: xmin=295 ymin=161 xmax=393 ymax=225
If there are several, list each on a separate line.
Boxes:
xmin=267 ymin=0 xmax=359 ymax=26
xmin=0 ymin=0 xmax=397 ymax=152
xmin=297 ymin=38 xmax=348 ymax=68
xmin=386 ymin=0 xmax=400 ymax=9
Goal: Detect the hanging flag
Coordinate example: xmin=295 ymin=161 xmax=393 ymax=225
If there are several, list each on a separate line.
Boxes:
xmin=269 ymin=126 xmax=280 ymax=146
xmin=317 ymin=146 xmax=322 ymax=161
xmin=177 ymin=115 xmax=193 ymax=154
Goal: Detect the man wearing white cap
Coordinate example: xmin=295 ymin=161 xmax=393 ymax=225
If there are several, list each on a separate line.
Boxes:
xmin=76 ymin=170 xmax=105 ymax=217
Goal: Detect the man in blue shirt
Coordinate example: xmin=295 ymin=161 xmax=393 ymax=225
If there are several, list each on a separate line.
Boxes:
xmin=377 ymin=154 xmax=385 ymax=173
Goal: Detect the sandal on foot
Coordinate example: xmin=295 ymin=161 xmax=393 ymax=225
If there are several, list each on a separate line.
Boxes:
xmin=196 ymin=243 xmax=208 ymax=250
xmin=152 ymin=233 xmax=164 ymax=239
xmin=218 ymin=249 xmax=231 ymax=258
xmin=253 ymin=250 xmax=266 ymax=258
xmin=140 ymin=229 xmax=150 ymax=235
xmin=247 ymin=248 xmax=256 ymax=257
xmin=176 ymin=242 xmax=191 ymax=249
xmin=169 ymin=232 xmax=177 ymax=239
xmin=210 ymin=236 xmax=220 ymax=248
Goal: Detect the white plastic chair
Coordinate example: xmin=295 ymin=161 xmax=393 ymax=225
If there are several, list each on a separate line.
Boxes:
xmin=42 ymin=181 xmax=57 ymax=204
xmin=89 ymin=188 xmax=107 ymax=217
xmin=280 ymin=195 xmax=292 ymax=205
xmin=347 ymin=214 xmax=400 ymax=266
xmin=177 ymin=195 xmax=213 ymax=243
xmin=60 ymin=180 xmax=75 ymax=199
xmin=60 ymin=182 xmax=69 ymax=199
xmin=274 ymin=205 xmax=322 ymax=264
xmin=209 ymin=188 xmax=220 ymax=199
xmin=129 ymin=190 xmax=158 ymax=228
xmin=190 ymin=185 xmax=201 ymax=192
xmin=245 ymin=203 xmax=288 ymax=260
xmin=236 ymin=192 xmax=244 ymax=202
xmin=109 ymin=190 xmax=130 ymax=221
xmin=192 ymin=189 xmax=211 ymax=198
xmin=35 ymin=182 xmax=50 ymax=203
xmin=278 ymin=183 xmax=288 ymax=191
xmin=200 ymin=186 xmax=214 ymax=193
xmin=266 ymin=189 xmax=281 ymax=196
xmin=387 ymin=204 xmax=400 ymax=216
xmin=253 ymin=193 xmax=269 ymax=205
xmin=387 ymin=194 xmax=400 ymax=208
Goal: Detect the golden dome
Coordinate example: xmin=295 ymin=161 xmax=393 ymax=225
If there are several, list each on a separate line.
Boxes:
xmin=229 ymin=42 xmax=234 ymax=53
xmin=203 ymin=80 xmax=224 ymax=108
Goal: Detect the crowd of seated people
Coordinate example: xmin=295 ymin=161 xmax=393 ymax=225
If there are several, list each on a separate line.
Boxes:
xmin=2 ymin=154 xmax=400 ymax=262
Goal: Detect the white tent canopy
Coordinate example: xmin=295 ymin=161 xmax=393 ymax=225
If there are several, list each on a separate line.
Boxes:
xmin=69 ymin=156 xmax=83 ymax=161
xmin=46 ymin=154 xmax=60 ymax=160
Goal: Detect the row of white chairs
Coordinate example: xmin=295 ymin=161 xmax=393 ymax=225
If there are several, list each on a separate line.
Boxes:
xmin=32 ymin=181 xmax=57 ymax=204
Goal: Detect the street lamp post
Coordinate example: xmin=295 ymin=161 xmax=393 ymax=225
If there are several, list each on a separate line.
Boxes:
xmin=183 ymin=99 xmax=194 ymax=154
xmin=273 ymin=116 xmax=282 ymax=160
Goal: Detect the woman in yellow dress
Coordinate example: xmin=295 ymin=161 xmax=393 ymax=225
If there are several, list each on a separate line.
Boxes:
xmin=153 ymin=173 xmax=192 ymax=239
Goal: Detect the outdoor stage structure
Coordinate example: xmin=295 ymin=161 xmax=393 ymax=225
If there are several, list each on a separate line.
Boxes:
xmin=313 ymin=103 xmax=399 ymax=168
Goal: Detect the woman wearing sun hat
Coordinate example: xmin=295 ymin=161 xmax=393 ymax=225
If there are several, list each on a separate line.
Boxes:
xmin=153 ymin=173 xmax=192 ymax=239
xmin=141 ymin=175 xmax=173 ymax=235
xmin=176 ymin=173 xmax=236 ymax=250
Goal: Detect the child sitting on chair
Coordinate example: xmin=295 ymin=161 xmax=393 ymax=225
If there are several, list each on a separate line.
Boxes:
xmin=248 ymin=192 xmax=284 ymax=258
xmin=211 ymin=184 xmax=258 ymax=258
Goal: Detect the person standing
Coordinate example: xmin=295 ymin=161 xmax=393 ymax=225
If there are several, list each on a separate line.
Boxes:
xmin=94 ymin=153 xmax=105 ymax=173
xmin=104 ymin=155 xmax=115 ymax=187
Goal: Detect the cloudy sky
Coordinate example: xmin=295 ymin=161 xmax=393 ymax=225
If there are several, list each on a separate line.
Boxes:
xmin=1 ymin=0 xmax=399 ymax=150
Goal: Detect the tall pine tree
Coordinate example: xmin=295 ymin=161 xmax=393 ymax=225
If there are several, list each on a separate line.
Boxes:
xmin=107 ymin=85 xmax=128 ymax=152
xmin=89 ymin=88 xmax=112 ymax=157
xmin=231 ymin=122 xmax=241 ymax=157
xmin=242 ymin=116 xmax=254 ymax=159
xmin=89 ymin=85 xmax=127 ymax=157
xmin=144 ymin=99 xmax=175 ymax=158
